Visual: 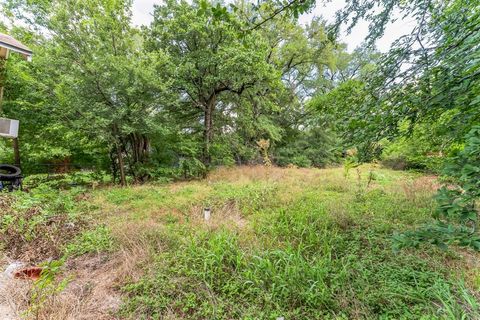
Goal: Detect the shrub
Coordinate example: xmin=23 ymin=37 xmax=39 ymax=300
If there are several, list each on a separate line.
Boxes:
xmin=274 ymin=127 xmax=340 ymax=168
xmin=381 ymin=121 xmax=455 ymax=173
xmin=381 ymin=137 xmax=445 ymax=172
xmin=394 ymin=126 xmax=480 ymax=251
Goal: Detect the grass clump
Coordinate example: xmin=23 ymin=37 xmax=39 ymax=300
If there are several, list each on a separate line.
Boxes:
xmin=120 ymin=226 xmax=471 ymax=319
xmin=64 ymin=225 xmax=115 ymax=257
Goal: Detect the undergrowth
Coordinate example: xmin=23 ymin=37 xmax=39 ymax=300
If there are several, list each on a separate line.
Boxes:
xmin=2 ymin=165 xmax=479 ymax=319
xmin=0 ymin=186 xmax=94 ymax=262
xmin=112 ymin=165 xmax=480 ymax=319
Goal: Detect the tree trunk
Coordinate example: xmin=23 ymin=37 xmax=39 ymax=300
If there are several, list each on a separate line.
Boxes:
xmin=13 ymin=138 xmax=20 ymax=168
xmin=116 ymin=141 xmax=126 ymax=186
xmin=109 ymin=148 xmax=118 ymax=184
xmin=112 ymin=124 xmax=127 ymax=186
xmin=203 ymin=96 xmax=215 ymax=167
xmin=129 ymin=133 xmax=150 ymax=182
xmin=130 ymin=133 xmax=150 ymax=164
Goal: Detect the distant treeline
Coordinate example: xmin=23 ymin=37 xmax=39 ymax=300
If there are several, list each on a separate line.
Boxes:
xmin=0 ymin=0 xmax=478 ymax=184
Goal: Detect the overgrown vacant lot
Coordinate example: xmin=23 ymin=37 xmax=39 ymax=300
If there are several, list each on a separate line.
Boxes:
xmin=2 ymin=165 xmax=480 ymax=319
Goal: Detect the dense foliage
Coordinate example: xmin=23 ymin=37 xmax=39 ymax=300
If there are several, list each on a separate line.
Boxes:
xmin=1 ymin=0 xmax=476 ymax=178
xmin=0 ymin=0 xmax=478 ymax=248
xmin=0 ymin=0 xmax=345 ymax=180
xmin=394 ymin=126 xmax=480 ymax=251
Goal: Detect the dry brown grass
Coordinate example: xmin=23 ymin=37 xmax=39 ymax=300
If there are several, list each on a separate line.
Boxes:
xmin=0 ymin=199 xmax=85 ymax=263
xmin=398 ymin=175 xmax=440 ymax=206
xmin=207 ymin=165 xmax=277 ymax=183
xmin=207 ymin=165 xmax=326 ymax=185
xmin=188 ymin=201 xmax=249 ymax=232
xmin=1 ymin=213 xmax=161 ymax=319
xmin=0 ymin=280 xmax=30 ymax=319
xmin=26 ymin=245 xmax=149 ymax=320
xmin=0 ymin=255 xmax=31 ymax=319
xmin=43 ymin=217 xmax=175 ymax=319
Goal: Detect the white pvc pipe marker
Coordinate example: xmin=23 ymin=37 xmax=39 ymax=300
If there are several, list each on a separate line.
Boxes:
xmin=204 ymin=207 xmax=211 ymax=221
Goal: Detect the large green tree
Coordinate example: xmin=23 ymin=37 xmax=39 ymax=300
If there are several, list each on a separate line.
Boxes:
xmin=147 ymin=0 xmax=279 ymax=167
xmin=3 ymin=0 xmax=173 ymax=184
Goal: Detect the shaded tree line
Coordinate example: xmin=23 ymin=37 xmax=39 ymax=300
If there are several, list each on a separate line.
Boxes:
xmin=0 ymin=0 xmax=478 ymax=189
xmin=0 ymin=0 xmax=353 ymax=183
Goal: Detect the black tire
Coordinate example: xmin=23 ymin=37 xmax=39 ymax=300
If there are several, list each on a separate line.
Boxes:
xmin=0 ymin=164 xmax=22 ymax=179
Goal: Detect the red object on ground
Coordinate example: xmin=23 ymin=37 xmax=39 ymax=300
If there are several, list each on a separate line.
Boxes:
xmin=14 ymin=267 xmax=43 ymax=280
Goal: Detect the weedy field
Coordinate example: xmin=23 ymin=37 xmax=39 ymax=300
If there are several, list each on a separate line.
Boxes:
xmin=1 ymin=165 xmax=479 ymax=319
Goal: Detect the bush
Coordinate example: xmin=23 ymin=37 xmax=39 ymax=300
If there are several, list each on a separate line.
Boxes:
xmin=23 ymin=171 xmax=109 ymax=189
xmin=394 ymin=126 xmax=480 ymax=251
xmin=290 ymin=155 xmax=312 ymax=167
xmin=274 ymin=127 xmax=340 ymax=168
xmin=381 ymin=137 xmax=445 ymax=172
xmin=178 ymin=157 xmax=207 ymax=179
xmin=381 ymin=120 xmax=458 ymax=172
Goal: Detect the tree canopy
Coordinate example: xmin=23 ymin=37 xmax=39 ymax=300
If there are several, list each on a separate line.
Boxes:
xmin=0 ymin=0 xmax=477 ymax=191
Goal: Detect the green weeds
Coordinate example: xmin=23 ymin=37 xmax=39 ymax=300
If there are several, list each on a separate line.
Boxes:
xmin=117 ymin=166 xmax=480 ymax=319
xmin=64 ymin=225 xmax=115 ymax=257
xmin=4 ymin=166 xmax=477 ymax=319
xmin=26 ymin=259 xmax=72 ymax=319
xmin=0 ymin=186 xmax=91 ymax=261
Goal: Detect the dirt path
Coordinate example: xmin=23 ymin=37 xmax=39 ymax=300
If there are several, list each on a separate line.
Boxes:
xmin=0 ymin=272 xmax=19 ymax=320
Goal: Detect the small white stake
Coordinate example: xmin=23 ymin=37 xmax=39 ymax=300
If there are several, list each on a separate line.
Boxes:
xmin=203 ymin=207 xmax=211 ymax=221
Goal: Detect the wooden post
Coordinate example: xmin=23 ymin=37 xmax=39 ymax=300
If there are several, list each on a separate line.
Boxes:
xmin=0 ymin=87 xmax=4 ymax=114
xmin=116 ymin=141 xmax=126 ymax=186
xmin=0 ymin=48 xmax=8 ymax=114
xmin=13 ymin=137 xmax=20 ymax=168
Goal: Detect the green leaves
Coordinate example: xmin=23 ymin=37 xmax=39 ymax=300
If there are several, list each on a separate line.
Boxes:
xmin=434 ymin=187 xmax=477 ymax=223
xmin=1 ymin=0 xmax=346 ymax=176
xmin=148 ymin=0 xmax=283 ymax=166
xmin=396 ymin=126 xmax=480 ymax=251
xmin=196 ymin=0 xmax=229 ymax=21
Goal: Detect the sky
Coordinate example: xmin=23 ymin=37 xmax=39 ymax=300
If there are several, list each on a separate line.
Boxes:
xmin=131 ymin=0 xmax=416 ymax=53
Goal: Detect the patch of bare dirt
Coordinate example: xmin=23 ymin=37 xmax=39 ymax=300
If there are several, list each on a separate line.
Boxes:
xmin=0 ymin=257 xmax=31 ymax=320
xmin=31 ymin=250 xmax=143 ymax=320
xmin=0 ymin=272 xmax=26 ymax=320
xmin=0 ymin=247 xmax=148 ymax=320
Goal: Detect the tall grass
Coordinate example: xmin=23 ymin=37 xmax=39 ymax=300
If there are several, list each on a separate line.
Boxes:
xmin=110 ymin=166 xmax=480 ymax=319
